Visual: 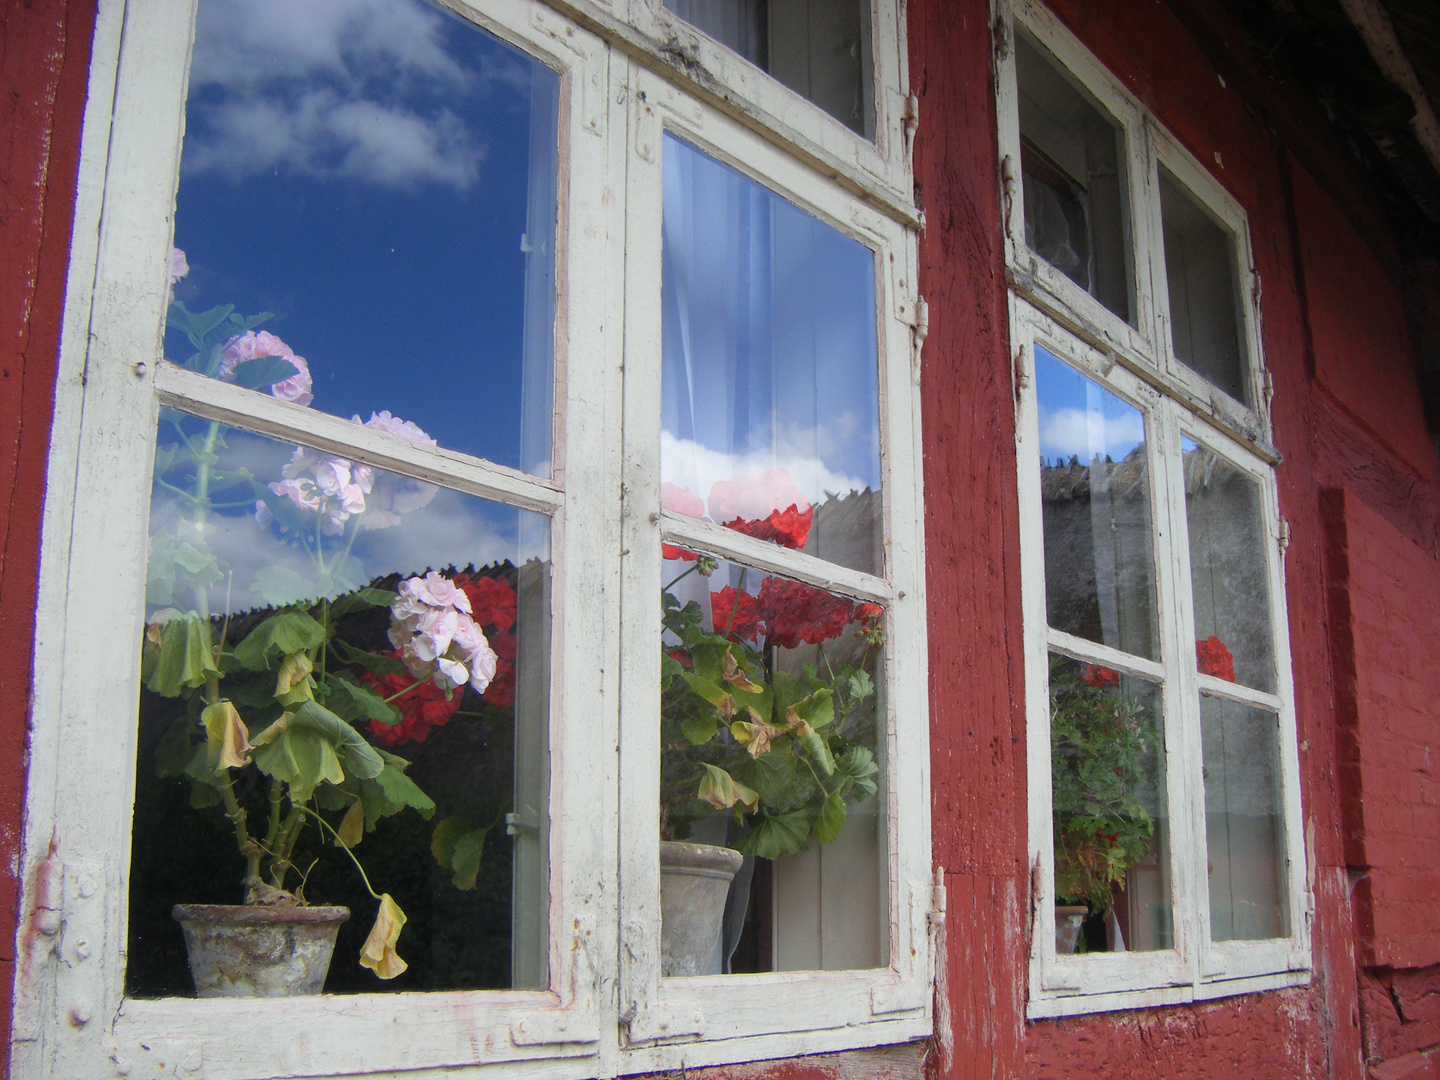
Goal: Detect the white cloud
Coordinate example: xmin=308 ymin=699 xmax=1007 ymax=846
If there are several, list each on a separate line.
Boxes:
xmin=660 ymin=430 xmax=871 ymax=511
xmin=183 ymin=0 xmax=528 ymax=189
xmin=1039 ymin=405 xmax=1145 ymax=462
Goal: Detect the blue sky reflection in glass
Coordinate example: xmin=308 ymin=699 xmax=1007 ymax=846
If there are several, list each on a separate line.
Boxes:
xmin=660 ymin=134 xmax=883 ymax=576
xmin=1035 ymin=345 xmax=1146 ymax=467
xmin=168 ymin=0 xmax=559 ymax=474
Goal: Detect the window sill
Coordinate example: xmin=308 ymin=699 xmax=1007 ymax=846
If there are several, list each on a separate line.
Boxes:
xmin=1026 ymin=967 xmax=1312 ymax=1020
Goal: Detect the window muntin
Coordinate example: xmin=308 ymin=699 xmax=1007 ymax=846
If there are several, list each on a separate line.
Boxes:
xmin=131 ymin=416 xmax=552 ymax=995
xmin=1017 ymin=32 xmax=1132 ymax=324
xmin=664 ymin=0 xmax=876 ymax=137
xmin=1159 ymin=170 xmax=1249 ymax=406
xmin=171 ymin=0 xmax=560 ymax=472
xmin=661 ymin=133 xmax=884 ymax=577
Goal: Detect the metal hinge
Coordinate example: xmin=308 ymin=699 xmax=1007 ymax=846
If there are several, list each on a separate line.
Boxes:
xmin=927 ymin=867 xmax=947 ymax=931
xmin=912 ymin=296 xmax=930 ymax=378
xmin=1263 ymin=368 xmax=1275 ymax=408
xmin=902 ymin=92 xmax=920 ymax=157
xmin=1278 ymin=517 xmax=1291 ymax=555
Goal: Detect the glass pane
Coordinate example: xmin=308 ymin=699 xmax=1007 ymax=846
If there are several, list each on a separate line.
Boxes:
xmin=129 ymin=414 xmax=550 ymax=995
xmin=1201 ymin=697 xmax=1289 ymax=941
xmin=660 ymin=553 xmax=886 ymax=973
xmin=1036 ymin=346 xmax=1159 ymax=659
xmin=1181 ymin=439 xmax=1276 ymax=692
xmin=664 ymin=0 xmax=874 ymax=137
xmin=1160 ymin=169 xmax=1248 ymax=404
xmin=169 ymin=0 xmax=560 ymax=472
xmin=1017 ymin=33 xmax=1132 ymax=323
xmin=1049 ymin=654 xmax=1171 ymax=953
xmin=661 ymin=134 xmax=883 ymax=576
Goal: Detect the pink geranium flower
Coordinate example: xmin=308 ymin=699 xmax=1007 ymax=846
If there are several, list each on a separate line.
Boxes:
xmin=218 ymin=331 xmax=314 ymax=407
xmin=353 ymin=412 xmax=440 ymax=529
xmin=169 ymin=248 xmax=190 ymax=285
xmin=388 ymin=573 xmax=497 ymax=695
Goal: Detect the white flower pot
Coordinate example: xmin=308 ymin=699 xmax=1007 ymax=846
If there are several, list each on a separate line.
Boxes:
xmin=659 ymin=841 xmax=743 ymax=977
xmin=173 ymin=904 xmax=350 ymax=997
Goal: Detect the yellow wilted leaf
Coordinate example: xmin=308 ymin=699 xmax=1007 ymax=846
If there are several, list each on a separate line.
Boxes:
xmin=274 ymin=652 xmax=315 ymax=705
xmin=721 ymin=648 xmax=763 ymax=693
xmin=201 ymin=700 xmax=251 ymax=771
xmin=697 ymin=763 xmax=759 ymax=813
xmin=359 ymin=893 xmax=408 ymax=979
xmin=730 ymin=718 xmax=779 ymax=757
xmin=784 ymin=708 xmax=814 ymax=739
xmin=337 ymin=798 xmax=364 ymax=848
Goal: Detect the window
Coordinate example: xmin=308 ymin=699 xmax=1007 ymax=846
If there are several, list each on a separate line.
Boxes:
xmin=19 ymin=0 xmax=931 ymax=1077
xmin=998 ymin=0 xmax=1309 ymax=1016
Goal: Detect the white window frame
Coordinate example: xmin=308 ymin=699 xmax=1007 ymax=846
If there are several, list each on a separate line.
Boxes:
xmin=615 ymin=64 xmax=933 ymax=1070
xmin=998 ymin=0 xmax=1308 ymax=1017
xmin=996 ymin=0 xmax=1274 ymax=454
xmin=1013 ymin=302 xmax=1310 ymax=1017
xmin=546 ymin=0 xmax=918 ymax=225
xmin=15 ymin=0 xmax=933 ymax=1076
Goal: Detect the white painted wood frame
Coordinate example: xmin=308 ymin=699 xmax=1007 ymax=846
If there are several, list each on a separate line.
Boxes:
xmin=1012 ymin=296 xmax=1309 ymax=1019
xmin=17 ymin=0 xmax=934 ymax=1075
xmin=994 ymin=0 xmax=1278 ymax=460
xmin=614 ymin=62 xmax=933 ymax=1073
xmin=538 ymin=0 xmax=918 ymax=227
xmin=14 ymin=1 xmax=624 ymax=1077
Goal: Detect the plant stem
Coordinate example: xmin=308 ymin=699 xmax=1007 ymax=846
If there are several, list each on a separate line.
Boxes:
xmin=383 ymin=668 xmax=437 ymax=703
xmin=296 ymin=804 xmax=382 ymax=901
xmin=663 ymin=562 xmax=701 ymax=593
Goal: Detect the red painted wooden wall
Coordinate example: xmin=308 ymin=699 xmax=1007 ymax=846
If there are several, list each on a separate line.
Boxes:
xmin=0 ymin=4 xmax=96 ymax=1074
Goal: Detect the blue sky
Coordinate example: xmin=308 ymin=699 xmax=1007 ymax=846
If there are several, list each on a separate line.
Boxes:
xmin=1034 ymin=344 xmax=1146 ymax=465
xmin=168 ymin=0 xmax=557 ymax=471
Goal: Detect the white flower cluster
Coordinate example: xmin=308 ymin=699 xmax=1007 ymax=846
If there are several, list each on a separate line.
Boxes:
xmin=388 ymin=572 xmax=497 ymax=694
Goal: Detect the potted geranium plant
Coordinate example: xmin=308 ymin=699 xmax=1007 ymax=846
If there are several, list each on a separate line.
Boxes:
xmin=142 ymin=254 xmax=504 ymax=995
xmin=1048 ymin=656 xmax=1158 ymax=954
xmin=656 ymin=476 xmax=883 ymax=975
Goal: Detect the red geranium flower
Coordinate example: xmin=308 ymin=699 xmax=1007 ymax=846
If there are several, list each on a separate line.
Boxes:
xmin=1079 ymin=664 xmax=1120 ymax=690
xmin=363 ymin=654 xmax=464 ymax=747
xmin=755 ymin=577 xmax=855 ymax=650
xmin=1196 ymin=636 xmax=1236 ymax=682
xmin=708 ymin=469 xmax=813 ymax=550
xmin=711 ymin=585 xmax=766 ymax=642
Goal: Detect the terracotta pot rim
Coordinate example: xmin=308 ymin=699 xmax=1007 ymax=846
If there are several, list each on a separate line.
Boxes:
xmin=172 ymin=903 xmax=351 ymax=926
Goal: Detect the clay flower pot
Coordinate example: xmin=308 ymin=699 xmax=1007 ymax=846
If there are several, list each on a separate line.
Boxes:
xmin=659 ymin=841 xmax=743 ymax=976
xmin=173 ymin=904 xmax=350 ymax=997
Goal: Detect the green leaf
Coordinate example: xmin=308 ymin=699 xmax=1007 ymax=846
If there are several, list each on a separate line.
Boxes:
xmin=697 ymin=763 xmax=759 ymax=812
xmin=326 ymin=588 xmax=398 ymax=617
xmin=168 ymin=301 xmax=235 ymax=342
xmin=836 ymin=746 xmax=879 ymax=800
xmin=229 ymin=355 xmax=299 ymax=391
xmin=847 ymin=669 xmax=875 ymax=703
xmin=288 ymin=700 xmax=384 ymax=780
xmin=155 ymin=716 xmax=199 ymax=778
xmin=814 ymin=791 xmax=847 ymax=844
xmin=680 ymin=671 xmax=731 ymax=714
xmin=680 ymin=713 xmax=718 ymax=746
xmin=324 ymin=671 xmax=401 ymax=725
xmin=232 ymin=611 xmax=327 ymax=670
xmin=329 ymin=638 xmax=403 ymax=676
xmin=791 ymin=687 xmax=835 ymax=730
xmin=431 ymin=817 xmax=489 ymax=889
xmin=737 ymin=751 xmax=798 ymax=805
xmin=450 ymin=829 xmax=489 ymax=890
xmin=360 ymin=754 xmax=435 ymax=827
xmin=738 ymin=812 xmax=810 ymax=859
xmin=251 ymin=566 xmax=319 ymax=609
xmin=147 ymin=613 xmax=221 ymax=697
